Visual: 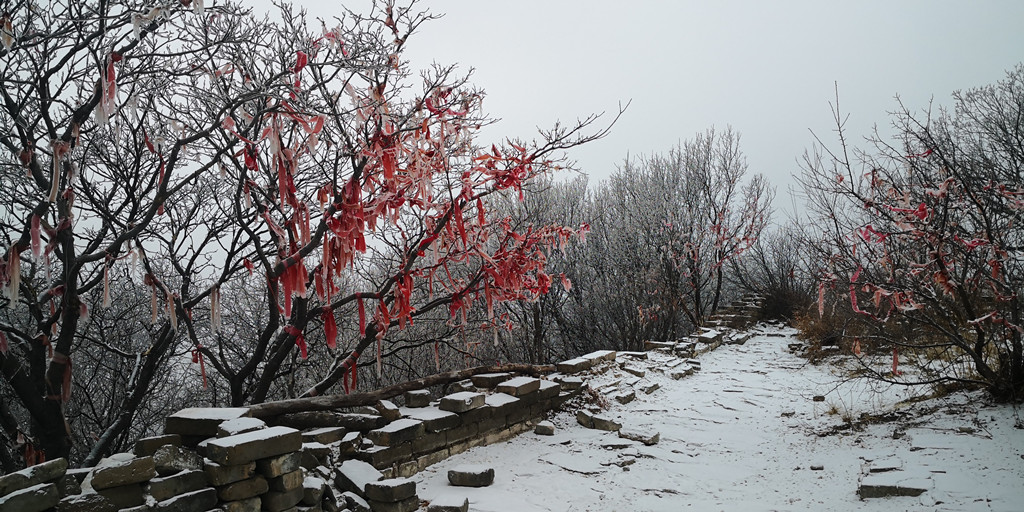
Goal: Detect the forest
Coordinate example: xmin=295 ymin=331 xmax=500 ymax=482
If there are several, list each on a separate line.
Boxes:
xmin=1 ymin=0 xmax=1021 ymax=472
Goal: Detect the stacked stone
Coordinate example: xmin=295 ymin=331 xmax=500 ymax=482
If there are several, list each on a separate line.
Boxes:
xmin=85 ymin=453 xmax=166 ymax=510
xmin=336 ymin=459 xmax=421 ymax=512
xmin=204 ymin=424 xmax=305 ymax=512
xmin=0 ymin=458 xmax=70 ymax=512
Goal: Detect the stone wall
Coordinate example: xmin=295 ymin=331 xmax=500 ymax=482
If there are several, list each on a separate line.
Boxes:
xmin=2 ymin=352 xmax=629 ymax=512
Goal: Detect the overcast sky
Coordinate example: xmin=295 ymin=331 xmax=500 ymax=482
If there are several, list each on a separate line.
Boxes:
xmin=261 ymin=1 xmax=1024 ymax=202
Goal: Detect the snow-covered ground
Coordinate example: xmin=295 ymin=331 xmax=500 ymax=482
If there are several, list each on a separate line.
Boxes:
xmin=411 ymin=324 xmax=1024 ymax=511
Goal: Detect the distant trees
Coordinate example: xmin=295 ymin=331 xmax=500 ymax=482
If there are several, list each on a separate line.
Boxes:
xmin=0 ymin=0 xmax=609 ymax=468
xmin=799 ymin=66 xmax=1024 ymax=400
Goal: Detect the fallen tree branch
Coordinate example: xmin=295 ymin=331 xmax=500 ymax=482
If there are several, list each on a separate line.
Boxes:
xmin=248 ymin=363 xmax=555 ymax=419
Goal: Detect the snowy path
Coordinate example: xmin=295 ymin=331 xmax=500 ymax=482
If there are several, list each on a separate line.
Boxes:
xmin=411 ymin=326 xmax=1024 ymax=511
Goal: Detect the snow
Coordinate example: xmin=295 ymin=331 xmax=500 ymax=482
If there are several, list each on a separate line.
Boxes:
xmin=408 ymin=324 xmax=1024 ymax=511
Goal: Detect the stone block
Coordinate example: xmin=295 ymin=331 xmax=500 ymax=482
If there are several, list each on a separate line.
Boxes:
xmin=95 ymin=483 xmax=144 ymax=509
xmin=154 ymin=487 xmax=216 ymax=512
xmin=337 ymin=432 xmax=362 ymax=455
xmin=643 ymin=341 xmax=675 ymax=351
xmin=90 ymin=456 xmax=156 ymax=490
xmin=438 ymin=392 xmax=485 ymax=413
xmin=221 ymin=497 xmax=261 ymax=512
xmin=495 ymin=377 xmax=541 ymax=397
xmin=576 ymin=411 xmax=620 ymax=431
xmin=0 ymin=482 xmax=59 ymax=512
xmin=537 ymin=380 xmax=561 ymax=401
xmin=374 ymin=401 xmax=402 ymax=422
xmin=147 ymin=469 xmax=208 ymax=502
xmin=275 ymin=412 xmax=386 ymax=432
xmin=152 ymin=444 xmax=203 ymax=476
xmin=301 ymin=443 xmax=331 ymax=468
xmin=301 ymin=427 xmax=347 ymax=445
xmin=470 ymin=372 xmax=511 ymax=388
xmin=204 ymin=460 xmax=256 ymax=486
xmin=619 ymin=351 xmax=649 ymax=360
xmin=342 ymin=491 xmax=371 ymax=512
xmin=335 ymin=460 xmax=383 ymax=495
xmin=554 ymin=376 xmax=584 ymax=391
xmin=0 ymin=457 xmax=67 ymax=498
xmin=301 ymin=476 xmax=325 ymax=506
xmin=450 ymin=379 xmax=477 ymax=393
xmin=364 ymin=478 xmax=416 ymax=503
xmin=582 ymin=349 xmax=616 ymax=362
xmin=402 ymin=390 xmax=432 ymax=408
xmin=55 ymin=491 xmax=117 ymax=512
xmin=359 ymin=444 xmax=413 ymax=470
xmin=366 ymin=419 xmax=424 ymax=446
xmin=444 ymin=422 xmax=478 ymax=444
xmin=555 ymin=358 xmax=590 ymax=374
xmin=55 ymin=473 xmax=81 ymax=498
xmin=134 ymin=435 xmax=182 ymax=458
xmin=534 ymin=421 xmax=555 ymax=436
xmin=256 ymin=451 xmax=302 ymax=478
xmin=268 ymin=469 xmax=304 ymax=492
xmin=400 ymin=407 xmax=461 ymax=433
xmin=396 ymin=460 xmax=419 ymax=478
xmin=613 ymin=390 xmax=636 ymax=404
xmin=620 ymin=365 xmax=646 ymax=378
xmin=165 ymin=408 xmax=250 ymax=437
xmin=216 ymin=475 xmax=268 ymax=501
xmin=205 ymin=426 xmax=302 ymax=466
xmin=619 ymin=428 xmax=660 ymax=446
xmin=458 ymin=403 xmax=493 ymax=424
xmin=427 ymin=494 xmax=469 ymax=512
xmin=416 ymin=450 xmax=450 ymax=473
xmin=367 ymin=496 xmax=419 ymax=512
xmin=410 ymin=431 xmax=447 ymax=456
xmin=262 ymin=486 xmax=304 ymax=512
xmin=217 ymin=417 xmax=267 ymax=438
xmin=641 ymin=382 xmax=660 ymax=394
xmin=447 ymin=465 xmax=494 ymax=487
xmin=858 ymin=472 xmax=931 ymax=498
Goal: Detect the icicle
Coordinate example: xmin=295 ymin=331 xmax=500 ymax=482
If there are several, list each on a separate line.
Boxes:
xmin=102 ymin=256 xmax=111 ymax=308
xmin=31 ymin=215 xmax=41 ymax=258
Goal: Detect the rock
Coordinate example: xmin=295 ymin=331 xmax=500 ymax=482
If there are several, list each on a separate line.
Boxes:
xmin=216 ymin=475 xmax=268 ymax=501
xmin=154 ymin=487 xmax=217 ymax=512
xmin=364 ymin=478 xmax=416 ymax=503
xmin=582 ymin=350 xmax=616 ymax=362
xmin=640 ymin=382 xmax=660 ymax=394
xmin=810 ymin=465 xmax=824 ymax=471
xmin=301 ymin=442 xmax=331 ymax=468
xmin=858 ymin=471 xmax=932 ymax=498
xmin=90 ymin=455 xmax=156 ymax=490
xmin=267 ymin=469 xmax=304 ymax=492
xmin=450 ymin=379 xmax=477 ymax=393
xmin=447 ymin=465 xmax=494 ymax=487
xmin=555 ymin=358 xmax=591 ymax=374
xmin=220 ymin=496 xmax=261 ymax=512
xmin=400 ymin=407 xmax=461 ymax=433
xmin=495 ymin=377 xmax=541 ymax=397
xmin=256 ymin=452 xmax=303 ymax=478
xmin=555 ymin=376 xmax=584 ymax=391
xmin=438 ymin=392 xmax=486 ymax=413
xmin=618 ymin=429 xmax=659 ymax=446
xmin=534 ymin=421 xmax=555 ymax=436
xmin=55 ymin=491 xmax=117 ymax=512
xmin=643 ymin=341 xmax=675 ymax=351
xmin=335 ymin=460 xmax=383 ymax=495
xmin=620 ymin=365 xmax=646 ymax=378
xmin=165 ymin=407 xmax=250 ymax=437
xmin=366 ymin=495 xmax=419 ymax=512
xmin=301 ymin=476 xmax=325 ymax=506
xmin=342 ymin=490 xmax=371 ymax=512
xmin=217 ymin=417 xmax=267 ymax=438
xmin=613 ymin=390 xmax=636 ymax=405
xmin=427 ymin=494 xmax=469 ymax=512
xmin=812 ymin=395 xmax=826 ymax=402
xmin=366 ymin=418 xmax=424 ymax=446
xmin=576 ymin=411 xmax=621 ymax=432
xmin=0 ymin=457 xmax=67 ymax=498
xmin=153 ymin=444 xmax=203 ymax=476
xmin=134 ymin=435 xmax=182 ymax=457
xmin=204 ymin=460 xmax=256 ymax=486
xmin=301 ymin=427 xmax=347 ymax=445
xmin=262 ymin=486 xmax=304 ymax=512
xmin=374 ymin=401 xmax=402 ymax=422
xmin=0 ymin=482 xmax=59 ymax=512
xmin=147 ymin=469 xmax=208 ymax=502
xmin=470 ymin=372 xmax=511 ymax=388
xmin=869 ymin=457 xmax=903 ymax=473
xmin=403 ymin=390 xmax=432 ymax=408
xmin=205 ymin=426 xmax=302 ymax=466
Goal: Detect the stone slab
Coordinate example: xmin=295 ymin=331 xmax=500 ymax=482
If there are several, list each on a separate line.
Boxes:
xmin=495 ymin=377 xmax=541 ymax=397
xmin=154 ymin=487 xmax=216 ymax=512
xmin=364 ymin=477 xmax=416 ymax=503
xmin=134 ymin=435 xmax=182 ymax=458
xmin=0 ymin=482 xmax=59 ymax=512
xmin=205 ymin=426 xmax=302 ymax=465
xmin=403 ymin=390 xmax=432 ymax=408
xmin=147 ymin=469 xmax=208 ymax=502
xmin=90 ymin=456 xmax=156 ymax=490
xmin=427 ymin=494 xmax=469 ymax=512
xmin=367 ymin=418 xmax=424 ymax=446
xmin=447 ymin=465 xmax=494 ymax=487
xmin=400 ymin=407 xmax=461 ymax=433
xmin=0 ymin=457 xmax=67 ymax=498
xmin=470 ymin=372 xmax=512 ymax=388
xmin=204 ymin=460 xmax=256 ymax=486
xmin=217 ymin=417 xmax=267 ymax=438
xmin=438 ymin=392 xmax=486 ymax=413
xmin=165 ymin=407 xmax=250 ymax=437
xmin=335 ymin=460 xmax=383 ymax=495
xmin=301 ymin=427 xmax=347 ymax=445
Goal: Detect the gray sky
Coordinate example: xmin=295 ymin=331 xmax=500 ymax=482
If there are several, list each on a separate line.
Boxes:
xmin=264 ymin=1 xmax=1024 ymax=200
